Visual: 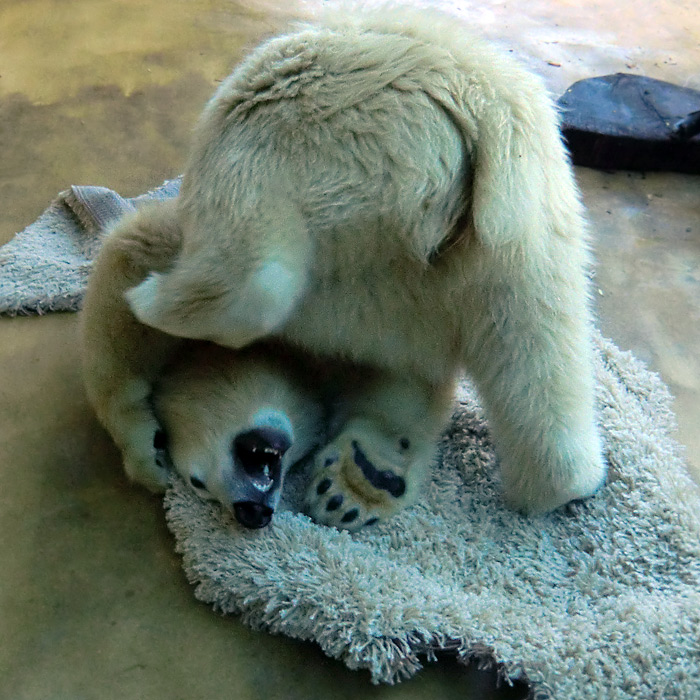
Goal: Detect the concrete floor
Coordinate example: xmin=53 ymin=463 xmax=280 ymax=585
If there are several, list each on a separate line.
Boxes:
xmin=1 ymin=1 xmax=698 ymax=698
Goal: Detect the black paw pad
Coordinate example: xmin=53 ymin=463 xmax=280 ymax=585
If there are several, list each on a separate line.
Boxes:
xmin=316 ymin=478 xmax=332 ymax=495
xmin=351 ymin=441 xmax=406 ymax=498
xmin=153 ymin=429 xmax=168 ymax=450
xmin=364 ymin=517 xmax=379 ymax=527
xmin=153 ymin=430 xmax=171 ymax=470
xmin=155 ymin=453 xmax=170 ymax=470
xmin=190 ymin=476 xmax=206 ymax=490
xmin=340 ymin=508 xmax=359 ymax=524
xmin=399 ymin=438 xmax=410 ymax=450
xmin=326 ymin=494 xmax=343 ymax=511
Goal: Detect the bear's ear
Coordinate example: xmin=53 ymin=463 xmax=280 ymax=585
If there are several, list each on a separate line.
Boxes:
xmin=469 ymin=89 xmax=583 ymax=251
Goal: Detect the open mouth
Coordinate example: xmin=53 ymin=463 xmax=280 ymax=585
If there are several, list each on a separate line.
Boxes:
xmin=234 ymin=428 xmax=289 ymax=479
xmin=231 ymin=426 xmax=292 ymax=527
xmin=250 ymin=464 xmax=274 ymax=493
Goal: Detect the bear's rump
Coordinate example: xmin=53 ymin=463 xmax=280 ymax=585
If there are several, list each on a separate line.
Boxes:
xmin=202 ymin=28 xmax=473 ymax=259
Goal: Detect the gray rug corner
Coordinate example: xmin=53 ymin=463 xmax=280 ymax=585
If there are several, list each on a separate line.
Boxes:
xmin=0 ymin=178 xmax=180 ymax=317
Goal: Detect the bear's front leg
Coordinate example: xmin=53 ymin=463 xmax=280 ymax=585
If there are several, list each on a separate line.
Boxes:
xmin=97 ymin=377 xmax=174 ymax=492
xmin=81 ymin=200 xmax=184 ymax=492
xmin=305 ymin=371 xmax=454 ymax=531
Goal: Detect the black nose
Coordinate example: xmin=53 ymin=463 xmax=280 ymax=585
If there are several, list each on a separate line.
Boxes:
xmin=233 ymin=501 xmax=274 ymax=529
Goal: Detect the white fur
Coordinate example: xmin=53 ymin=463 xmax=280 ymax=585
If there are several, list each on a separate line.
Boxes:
xmin=83 ymin=6 xmax=606 ymax=529
xmin=252 ymin=408 xmax=295 ymax=440
xmin=152 ymin=342 xmax=324 ymax=511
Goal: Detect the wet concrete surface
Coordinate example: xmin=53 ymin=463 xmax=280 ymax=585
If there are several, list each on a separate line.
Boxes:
xmin=1 ymin=1 xmax=698 ymax=698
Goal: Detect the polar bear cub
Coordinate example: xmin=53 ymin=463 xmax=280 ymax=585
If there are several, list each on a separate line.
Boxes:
xmin=82 ymin=6 xmax=606 ymax=530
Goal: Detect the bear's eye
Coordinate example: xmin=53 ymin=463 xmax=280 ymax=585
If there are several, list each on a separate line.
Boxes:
xmin=190 ymin=476 xmax=207 ymax=490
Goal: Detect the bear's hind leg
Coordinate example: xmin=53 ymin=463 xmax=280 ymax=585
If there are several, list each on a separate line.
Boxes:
xmin=305 ymin=370 xmax=453 ymax=531
xmin=125 ymin=200 xmax=314 ymax=349
xmin=463 ymin=253 xmax=607 ymax=514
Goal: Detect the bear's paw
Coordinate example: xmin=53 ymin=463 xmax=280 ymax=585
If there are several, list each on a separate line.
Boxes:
xmin=305 ymin=428 xmax=418 ymax=531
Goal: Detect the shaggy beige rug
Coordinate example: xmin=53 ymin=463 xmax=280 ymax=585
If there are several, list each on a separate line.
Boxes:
xmin=2 ymin=183 xmax=699 ymax=698
xmin=164 ymin=334 xmax=700 ymax=699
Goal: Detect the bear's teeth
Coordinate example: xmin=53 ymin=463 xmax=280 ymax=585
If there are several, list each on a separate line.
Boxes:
xmin=252 ymin=466 xmax=273 ymax=492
